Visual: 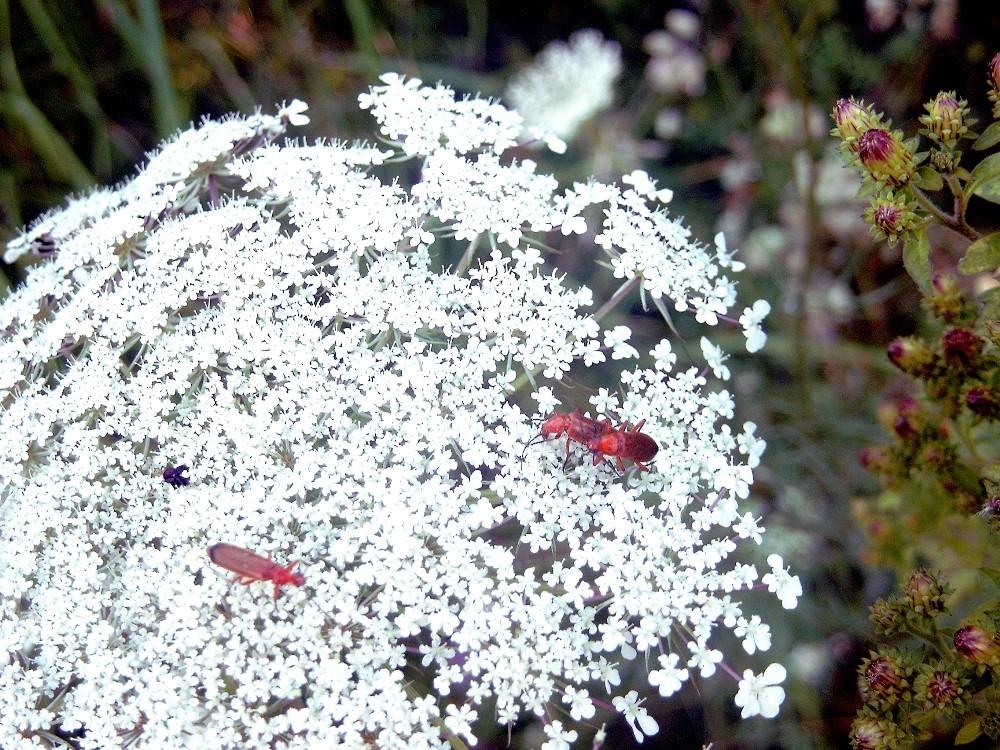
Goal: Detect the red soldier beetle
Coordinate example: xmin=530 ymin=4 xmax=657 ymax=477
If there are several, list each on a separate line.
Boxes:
xmin=207 ymin=543 xmax=305 ymax=600
xmin=524 ymin=409 xmax=609 ymax=465
xmin=587 ymin=419 xmax=660 ymax=472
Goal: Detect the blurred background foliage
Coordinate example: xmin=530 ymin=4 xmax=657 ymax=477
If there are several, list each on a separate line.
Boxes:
xmin=3 ymin=1 xmax=1000 ymax=748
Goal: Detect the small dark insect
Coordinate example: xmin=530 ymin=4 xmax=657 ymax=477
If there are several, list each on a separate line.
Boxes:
xmin=207 ymin=543 xmax=305 ymax=600
xmin=587 ymin=419 xmax=659 ymax=472
xmin=162 ymin=465 xmax=190 ymax=488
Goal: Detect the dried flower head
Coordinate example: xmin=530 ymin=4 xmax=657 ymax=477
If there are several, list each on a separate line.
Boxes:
xmin=0 ymin=77 xmax=787 ymax=749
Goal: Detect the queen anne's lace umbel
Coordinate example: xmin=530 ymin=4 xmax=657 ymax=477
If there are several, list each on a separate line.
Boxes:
xmin=0 ymin=75 xmax=792 ymax=749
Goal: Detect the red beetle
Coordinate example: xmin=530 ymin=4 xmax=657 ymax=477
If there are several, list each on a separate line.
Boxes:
xmin=524 ymin=409 xmax=609 ymax=465
xmin=207 ymin=543 xmax=305 ymax=600
xmin=540 ymin=409 xmax=608 ymax=453
xmin=587 ymin=419 xmax=659 ymax=472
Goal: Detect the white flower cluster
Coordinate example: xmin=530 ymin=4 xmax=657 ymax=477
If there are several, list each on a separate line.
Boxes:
xmin=0 ymin=74 xmax=792 ymax=749
xmin=505 ymin=29 xmax=621 ymax=142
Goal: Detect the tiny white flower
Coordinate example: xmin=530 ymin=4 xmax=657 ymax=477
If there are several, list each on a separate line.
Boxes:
xmin=740 ymin=299 xmax=771 ymax=353
xmin=278 ymin=98 xmax=310 ymax=126
xmin=648 ymin=652 xmax=689 ymax=697
xmin=612 ymin=690 xmax=659 ymax=743
xmin=604 ymin=325 xmax=639 ymax=360
xmin=700 ymin=337 xmax=730 ymax=380
xmin=687 ymin=643 xmax=724 ymax=677
xmin=762 ymin=554 xmax=804 ymax=609
xmin=541 ymin=720 xmax=579 ymax=750
xmin=734 ymin=663 xmax=787 ymax=719
xmin=734 ymin=615 xmax=772 ymax=654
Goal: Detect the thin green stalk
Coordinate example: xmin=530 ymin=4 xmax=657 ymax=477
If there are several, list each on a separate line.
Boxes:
xmin=95 ymin=0 xmax=184 ymax=136
xmin=0 ymin=92 xmax=94 ymax=187
xmin=591 ymin=276 xmax=639 ymax=323
xmin=910 ymin=183 xmax=980 ymax=242
xmin=19 ymin=0 xmax=111 ymax=171
xmin=0 ymin=0 xmax=94 ymax=187
xmin=758 ymin=0 xmax=820 ymax=418
xmin=343 ymin=0 xmax=381 ymax=81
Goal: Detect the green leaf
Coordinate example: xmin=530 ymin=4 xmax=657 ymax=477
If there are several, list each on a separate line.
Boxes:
xmin=983 ymin=287 xmax=1000 ymax=322
xmin=913 ymin=165 xmax=943 ymax=191
xmin=903 ymin=227 xmax=932 ymax=293
xmin=980 ymin=567 xmax=1000 ymax=592
xmin=954 ymin=720 xmax=981 ymax=745
xmin=973 ymin=176 xmax=1000 ymax=205
xmin=969 ymin=152 xmax=1000 ymax=191
xmin=959 ymin=232 xmax=1000 ymax=274
xmin=973 ymin=121 xmax=1000 ymax=151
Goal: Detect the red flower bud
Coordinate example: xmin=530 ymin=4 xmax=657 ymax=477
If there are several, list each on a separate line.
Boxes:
xmin=941 ymin=327 xmax=984 ymax=369
xmin=887 ymin=337 xmax=934 ymax=376
xmin=832 ymin=98 xmax=877 ymax=151
xmin=966 ymin=387 xmax=1000 ymax=419
xmin=857 ymin=128 xmax=914 ymax=186
xmin=954 ymin=625 xmax=1000 ymax=666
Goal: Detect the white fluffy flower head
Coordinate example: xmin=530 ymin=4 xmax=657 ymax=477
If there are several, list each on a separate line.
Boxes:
xmin=505 ymin=29 xmax=622 ymax=141
xmin=0 ymin=76 xmax=790 ymax=749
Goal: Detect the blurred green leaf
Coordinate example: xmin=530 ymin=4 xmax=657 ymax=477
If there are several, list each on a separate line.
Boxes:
xmin=954 ymin=720 xmax=981 ymax=745
xmin=980 ymin=567 xmax=1000 ymax=592
xmin=958 ymin=232 xmax=1000 ymax=275
xmin=980 ymin=287 xmax=1000 ymax=321
xmin=972 ymin=176 xmax=1000 ymax=205
xmin=973 ymin=121 xmax=1000 ymax=151
xmin=967 ymin=152 xmax=1000 ymax=200
xmin=913 ymin=165 xmax=943 ymax=191
xmin=903 ymin=226 xmax=932 ymax=293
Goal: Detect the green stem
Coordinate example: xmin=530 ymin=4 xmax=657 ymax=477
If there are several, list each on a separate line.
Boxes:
xmin=760 ymin=0 xmax=818 ymax=417
xmin=0 ymin=0 xmax=94 ymax=187
xmin=910 ymin=183 xmax=981 ymax=242
xmin=95 ymin=0 xmax=185 ymax=136
xmin=592 ymin=276 xmax=639 ymax=323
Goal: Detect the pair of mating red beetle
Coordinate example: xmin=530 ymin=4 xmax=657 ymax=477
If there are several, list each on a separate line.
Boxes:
xmin=208 ymin=409 xmax=659 ymax=599
xmin=533 ymin=407 xmax=659 ymax=472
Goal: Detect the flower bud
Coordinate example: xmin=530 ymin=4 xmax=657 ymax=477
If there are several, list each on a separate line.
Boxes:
xmin=893 ymin=414 xmax=918 ymax=441
xmin=989 ymin=52 xmax=1000 ymax=115
xmin=869 ymin=597 xmax=906 ymax=635
xmin=919 ymin=91 xmax=969 ymax=144
xmin=850 ymin=712 xmax=901 ymax=750
xmin=928 ymin=275 xmax=973 ymax=324
xmin=953 ymin=625 xmax=1000 ymax=667
xmin=886 ymin=337 xmax=935 ymax=377
xmin=966 ymin=387 xmax=1000 ymax=419
xmin=861 ymin=652 xmax=911 ymax=706
xmin=864 ymin=193 xmax=915 ymax=246
xmin=857 ymin=128 xmax=915 ymax=187
xmin=859 ymin=446 xmax=892 ymax=474
xmin=941 ymin=327 xmax=985 ymax=370
xmin=831 ymin=98 xmax=879 ymax=153
xmin=914 ymin=665 xmax=965 ymax=711
xmin=905 ymin=569 xmax=946 ymax=616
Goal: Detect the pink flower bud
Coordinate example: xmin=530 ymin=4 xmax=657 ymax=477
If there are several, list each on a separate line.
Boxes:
xmin=857 ymin=128 xmax=914 ymax=186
